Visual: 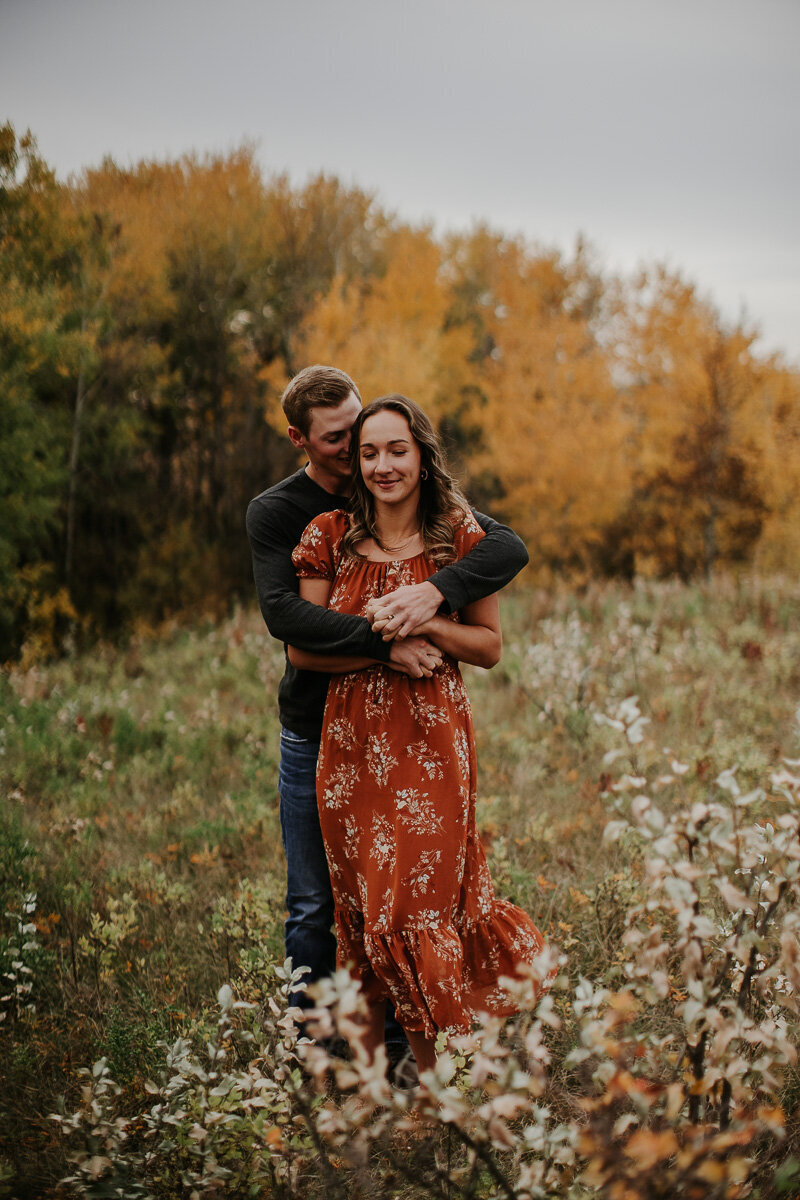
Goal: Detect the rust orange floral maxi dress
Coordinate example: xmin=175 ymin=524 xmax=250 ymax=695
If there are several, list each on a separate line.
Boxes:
xmin=293 ymin=508 xmax=548 ymax=1037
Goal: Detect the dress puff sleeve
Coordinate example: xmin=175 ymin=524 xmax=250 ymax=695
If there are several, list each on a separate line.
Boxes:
xmin=451 ymin=508 xmax=486 ymax=562
xmin=291 ymin=509 xmax=350 ymax=580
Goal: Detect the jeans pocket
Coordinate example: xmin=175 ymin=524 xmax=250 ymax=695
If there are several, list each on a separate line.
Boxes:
xmin=280 ymin=728 xmax=314 ymax=746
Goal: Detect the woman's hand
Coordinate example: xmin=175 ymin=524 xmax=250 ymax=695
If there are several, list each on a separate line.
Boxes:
xmin=366 ymin=581 xmax=444 ymax=641
xmin=388 ymin=636 xmax=443 ymax=678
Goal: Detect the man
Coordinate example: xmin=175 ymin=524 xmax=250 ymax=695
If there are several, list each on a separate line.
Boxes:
xmin=245 ymin=364 xmax=529 ymax=1027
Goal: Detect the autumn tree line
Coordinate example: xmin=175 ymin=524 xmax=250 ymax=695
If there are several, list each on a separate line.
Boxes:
xmin=2 ymin=122 xmax=799 ymax=663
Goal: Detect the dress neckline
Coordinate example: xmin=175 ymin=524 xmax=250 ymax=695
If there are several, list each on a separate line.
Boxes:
xmin=356 ymin=549 xmax=428 ymax=566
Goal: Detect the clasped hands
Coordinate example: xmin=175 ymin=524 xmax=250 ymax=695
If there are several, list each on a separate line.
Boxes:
xmin=366 ymin=581 xmax=445 ymax=679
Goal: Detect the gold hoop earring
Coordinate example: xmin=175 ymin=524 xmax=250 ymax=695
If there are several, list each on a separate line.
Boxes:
xmin=420 ymin=468 xmax=428 ymax=480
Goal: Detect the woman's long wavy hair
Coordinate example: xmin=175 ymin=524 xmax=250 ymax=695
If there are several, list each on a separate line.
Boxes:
xmin=342 ymin=394 xmax=470 ymax=566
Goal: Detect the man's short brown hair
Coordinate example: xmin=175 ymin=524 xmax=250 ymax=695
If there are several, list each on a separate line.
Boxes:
xmin=281 ymin=365 xmax=362 ymax=437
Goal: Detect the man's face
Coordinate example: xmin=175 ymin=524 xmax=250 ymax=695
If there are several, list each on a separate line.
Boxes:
xmin=289 ymin=392 xmax=362 ymax=490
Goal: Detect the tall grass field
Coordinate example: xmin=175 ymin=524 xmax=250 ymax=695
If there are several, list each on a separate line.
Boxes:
xmin=2 ymin=575 xmax=800 ymax=1199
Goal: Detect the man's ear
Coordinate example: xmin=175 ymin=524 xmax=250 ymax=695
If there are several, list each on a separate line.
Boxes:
xmin=287 ymin=425 xmax=306 ymax=451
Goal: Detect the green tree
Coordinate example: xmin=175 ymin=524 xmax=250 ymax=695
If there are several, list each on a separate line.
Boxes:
xmin=0 ymin=124 xmax=74 ymax=658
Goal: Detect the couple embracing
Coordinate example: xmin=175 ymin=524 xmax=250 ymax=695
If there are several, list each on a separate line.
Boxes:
xmin=246 ymin=365 xmax=550 ymax=1075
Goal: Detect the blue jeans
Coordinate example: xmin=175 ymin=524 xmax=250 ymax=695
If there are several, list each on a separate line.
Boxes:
xmin=277 ymin=726 xmax=407 ymax=1046
xmin=278 ymin=728 xmax=336 ymax=1007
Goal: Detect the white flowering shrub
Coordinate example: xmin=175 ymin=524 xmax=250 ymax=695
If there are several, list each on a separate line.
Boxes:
xmin=506 ymin=601 xmax=660 ymax=737
xmin=0 ymin=891 xmax=40 ymax=1021
xmin=51 ymin=962 xmax=322 ymax=1199
xmin=565 ymin=700 xmax=800 ymax=1197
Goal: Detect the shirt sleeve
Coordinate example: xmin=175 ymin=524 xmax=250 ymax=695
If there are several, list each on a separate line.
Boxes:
xmin=246 ymin=500 xmax=392 ymax=661
xmin=428 ymin=508 xmax=529 ymax=614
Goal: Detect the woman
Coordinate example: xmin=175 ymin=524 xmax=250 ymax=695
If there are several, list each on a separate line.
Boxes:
xmin=289 ymin=395 xmax=549 ymax=1072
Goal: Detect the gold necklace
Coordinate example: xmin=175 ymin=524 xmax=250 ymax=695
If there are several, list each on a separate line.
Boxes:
xmin=375 ymin=530 xmax=421 ymax=554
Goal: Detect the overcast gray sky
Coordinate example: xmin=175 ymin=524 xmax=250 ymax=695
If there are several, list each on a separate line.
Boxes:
xmin=2 ymin=0 xmax=798 ymax=363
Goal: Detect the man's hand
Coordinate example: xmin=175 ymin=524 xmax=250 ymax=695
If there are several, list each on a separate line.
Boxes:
xmin=387 ymin=636 xmax=443 ymax=678
xmin=366 ymin=581 xmax=445 ymax=641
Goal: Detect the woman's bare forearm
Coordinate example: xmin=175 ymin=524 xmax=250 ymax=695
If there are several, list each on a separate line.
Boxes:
xmin=417 ymin=615 xmax=502 ymax=669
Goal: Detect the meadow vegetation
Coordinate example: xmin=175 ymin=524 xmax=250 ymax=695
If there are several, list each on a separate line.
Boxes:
xmin=3 ymin=573 xmax=800 ymax=1198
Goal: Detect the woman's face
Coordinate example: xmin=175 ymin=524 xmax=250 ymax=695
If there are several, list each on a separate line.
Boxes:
xmin=359 ymin=409 xmax=422 ymax=506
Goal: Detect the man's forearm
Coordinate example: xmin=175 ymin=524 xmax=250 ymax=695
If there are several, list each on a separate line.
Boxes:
xmin=287 ymin=647 xmax=374 ymax=673
xmin=248 ymin=545 xmax=388 ymax=661
xmin=289 ymin=635 xmax=444 ymax=679
xmin=259 ymin=586 xmax=392 ymax=661
xmin=429 ymin=510 xmax=528 ymax=613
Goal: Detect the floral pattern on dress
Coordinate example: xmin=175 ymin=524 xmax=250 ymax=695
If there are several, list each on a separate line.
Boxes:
xmin=370 ymin=814 xmax=396 ymax=869
xmin=365 ymin=732 xmax=398 ymax=786
xmin=292 ymin=508 xmax=550 ymax=1036
xmin=320 ymin=762 xmax=360 ymax=811
xmin=406 ymin=740 xmax=446 ymax=780
xmin=404 ymin=847 xmax=443 ymax=898
xmin=395 ymin=787 xmax=444 ymax=836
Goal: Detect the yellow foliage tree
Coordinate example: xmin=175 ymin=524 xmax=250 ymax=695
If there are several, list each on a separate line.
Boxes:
xmin=612 ymin=268 xmax=791 ymax=577
xmin=284 ymin=225 xmax=475 ymax=423
xmin=747 ymin=359 xmax=800 ymax=573
xmin=451 ymin=230 xmax=629 ymax=574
